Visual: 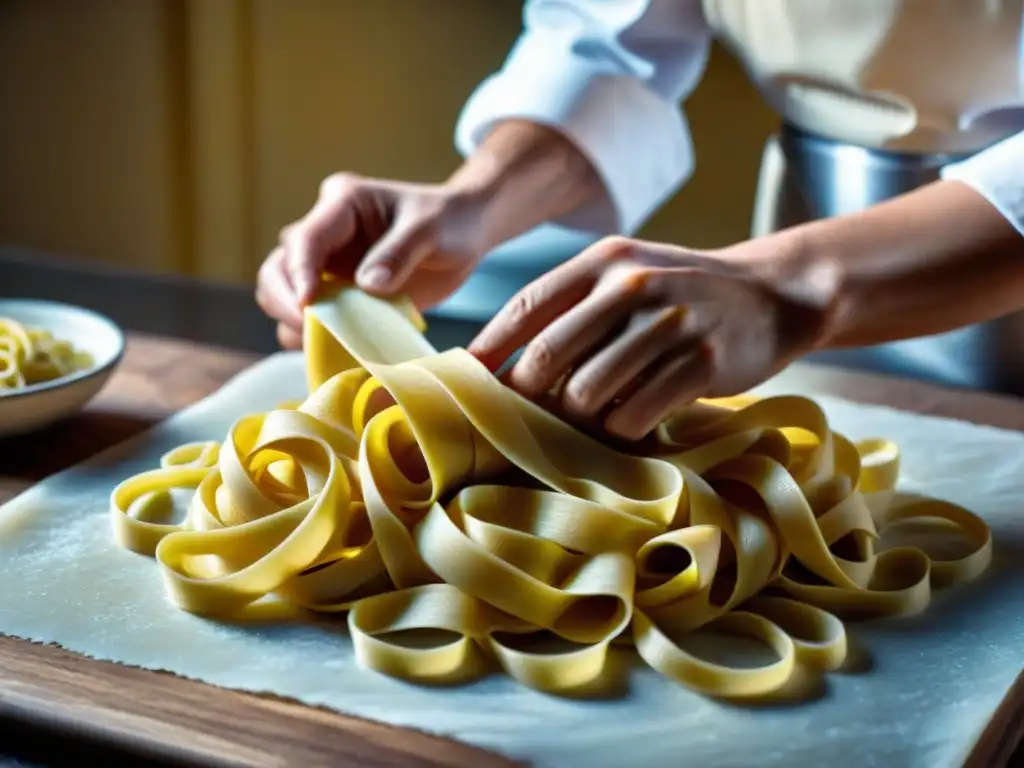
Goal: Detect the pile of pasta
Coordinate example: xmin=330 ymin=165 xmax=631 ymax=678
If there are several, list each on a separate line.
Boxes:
xmin=110 ymin=286 xmax=992 ymax=699
xmin=0 ymin=317 xmax=94 ymax=391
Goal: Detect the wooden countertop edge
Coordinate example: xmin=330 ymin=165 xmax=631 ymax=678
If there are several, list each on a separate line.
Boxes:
xmin=0 ymin=635 xmax=524 ymax=768
xmin=964 ymin=672 xmax=1024 ymax=768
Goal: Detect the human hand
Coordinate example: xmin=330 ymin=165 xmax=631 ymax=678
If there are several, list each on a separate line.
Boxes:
xmin=256 ymin=173 xmax=488 ymax=349
xmin=469 ymin=235 xmax=841 ymax=441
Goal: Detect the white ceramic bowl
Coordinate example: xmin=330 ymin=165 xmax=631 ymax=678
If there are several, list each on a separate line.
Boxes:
xmin=0 ymin=299 xmax=125 ymax=438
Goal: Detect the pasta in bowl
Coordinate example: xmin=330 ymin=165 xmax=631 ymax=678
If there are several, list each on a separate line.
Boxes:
xmin=0 ymin=299 xmax=124 ymax=437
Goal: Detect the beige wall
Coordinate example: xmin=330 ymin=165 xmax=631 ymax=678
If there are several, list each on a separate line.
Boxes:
xmin=0 ymin=0 xmax=189 ymax=275
xmin=0 ymin=0 xmax=778 ymax=283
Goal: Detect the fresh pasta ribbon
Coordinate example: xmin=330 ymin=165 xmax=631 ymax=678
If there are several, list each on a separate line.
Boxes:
xmin=0 ymin=317 xmax=94 ymax=390
xmin=110 ymin=285 xmax=993 ymax=699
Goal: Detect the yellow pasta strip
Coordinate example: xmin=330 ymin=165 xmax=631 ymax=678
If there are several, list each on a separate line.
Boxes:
xmin=109 ymin=285 xmax=993 ymax=699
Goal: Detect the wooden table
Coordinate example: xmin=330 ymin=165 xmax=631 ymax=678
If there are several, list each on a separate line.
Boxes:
xmin=2 ymin=249 xmax=1024 ymax=767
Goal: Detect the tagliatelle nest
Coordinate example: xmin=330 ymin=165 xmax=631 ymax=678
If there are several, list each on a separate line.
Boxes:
xmin=110 ymin=286 xmax=991 ymax=699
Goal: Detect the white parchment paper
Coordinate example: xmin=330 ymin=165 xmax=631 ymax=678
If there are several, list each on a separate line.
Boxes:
xmin=2 ymin=352 xmax=1023 ymax=768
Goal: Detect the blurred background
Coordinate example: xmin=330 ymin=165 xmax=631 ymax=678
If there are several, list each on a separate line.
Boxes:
xmin=0 ymin=0 xmax=777 ymax=310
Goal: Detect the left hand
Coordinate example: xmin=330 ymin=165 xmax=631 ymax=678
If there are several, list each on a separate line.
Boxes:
xmin=468 ymin=236 xmax=839 ymax=441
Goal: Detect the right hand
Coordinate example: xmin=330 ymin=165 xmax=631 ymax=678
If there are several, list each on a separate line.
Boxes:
xmin=256 ymin=172 xmax=487 ymax=349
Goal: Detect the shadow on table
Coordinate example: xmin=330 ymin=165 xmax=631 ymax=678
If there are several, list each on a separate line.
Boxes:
xmin=182 ymin=500 xmax=1023 ymax=713
xmin=0 ymin=714 xmax=199 ymax=768
xmin=0 ymin=409 xmax=161 ymax=481
xmin=201 ymin=598 xmax=839 ymax=708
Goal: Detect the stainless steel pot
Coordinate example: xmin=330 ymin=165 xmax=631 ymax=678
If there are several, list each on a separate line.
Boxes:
xmin=755 ymin=123 xmax=1024 ymax=394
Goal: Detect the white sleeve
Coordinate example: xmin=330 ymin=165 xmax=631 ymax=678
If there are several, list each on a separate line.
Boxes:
xmin=454 ymin=0 xmax=713 ymax=237
xmin=941 ymin=130 xmax=1024 ymax=238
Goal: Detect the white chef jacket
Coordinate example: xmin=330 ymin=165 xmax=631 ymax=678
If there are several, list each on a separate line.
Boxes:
xmin=454 ymin=0 xmax=1024 ymax=240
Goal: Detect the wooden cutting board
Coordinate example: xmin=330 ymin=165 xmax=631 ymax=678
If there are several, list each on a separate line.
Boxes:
xmin=2 ymin=332 xmax=1023 ymax=767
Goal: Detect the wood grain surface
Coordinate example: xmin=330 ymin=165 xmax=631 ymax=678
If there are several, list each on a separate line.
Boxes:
xmin=0 ymin=638 xmax=518 ymax=768
xmin=2 ymin=333 xmax=1024 ymax=767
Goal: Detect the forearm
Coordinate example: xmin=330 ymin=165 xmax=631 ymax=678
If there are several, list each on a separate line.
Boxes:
xmin=446 ymin=120 xmax=605 ymax=253
xmin=758 ymin=180 xmax=1024 ymax=349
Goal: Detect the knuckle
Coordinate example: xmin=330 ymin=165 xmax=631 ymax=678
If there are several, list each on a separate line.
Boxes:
xmin=277 ymin=223 xmax=296 ymax=245
xmin=504 ymin=290 xmax=537 ymax=329
xmin=256 ymin=253 xmax=282 ymax=291
xmin=319 ymin=171 xmax=361 ymax=199
xmin=593 ymin=236 xmax=636 ymax=264
xmin=280 ymin=221 xmax=323 ymax=258
xmin=510 ymin=366 xmax=545 ymax=396
xmin=283 ymin=222 xmax=323 ymax=258
xmin=511 ymin=339 xmax=558 ymax=395
xmin=563 ymin=379 xmax=601 ymax=417
xmin=523 ymin=335 xmax=557 ymax=371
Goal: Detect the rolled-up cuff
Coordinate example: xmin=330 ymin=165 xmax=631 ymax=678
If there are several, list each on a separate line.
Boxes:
xmin=455 ymin=60 xmax=694 ymax=237
xmin=942 ymin=130 xmax=1024 ymax=238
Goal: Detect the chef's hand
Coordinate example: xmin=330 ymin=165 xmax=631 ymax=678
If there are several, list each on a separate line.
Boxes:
xmin=469 ymin=236 xmax=841 ymax=441
xmin=256 ymin=173 xmax=486 ymax=349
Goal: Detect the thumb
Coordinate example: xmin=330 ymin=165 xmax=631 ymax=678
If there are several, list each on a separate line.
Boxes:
xmin=355 ymin=217 xmax=435 ymax=294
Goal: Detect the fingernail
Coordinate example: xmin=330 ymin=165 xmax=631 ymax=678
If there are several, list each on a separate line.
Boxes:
xmin=358 ymin=266 xmax=391 ymax=290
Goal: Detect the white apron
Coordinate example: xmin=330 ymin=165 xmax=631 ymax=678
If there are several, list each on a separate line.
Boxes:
xmin=704 ymin=0 xmax=1024 ymax=154
xmin=703 ymin=0 xmax=1024 ymax=391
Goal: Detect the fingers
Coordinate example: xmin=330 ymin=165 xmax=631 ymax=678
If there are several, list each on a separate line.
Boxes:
xmin=468 ymin=240 xmax=626 ymax=371
xmin=282 ymin=188 xmax=360 ymax=304
xmin=267 ymin=172 xmax=391 ymax=326
xmin=467 ymin=235 xmax=771 ymax=443
xmin=256 ymin=247 xmax=304 ymax=332
xmin=604 ymin=344 xmax=715 ymax=441
xmin=263 ymin=170 xmax=483 ymax=327
xmin=356 ymin=215 xmax=437 ymax=294
xmin=560 ymin=305 xmax=696 ymax=419
xmin=255 ymin=247 xmax=306 ymax=350
xmin=276 ymin=322 xmax=303 ymax=350
xmin=504 ymin=281 xmax=642 ymax=397
xmin=468 ymin=268 xmax=595 ymax=371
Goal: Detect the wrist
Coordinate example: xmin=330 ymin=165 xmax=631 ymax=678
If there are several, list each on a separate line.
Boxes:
xmin=766 ymin=180 xmax=1024 ymax=349
xmin=727 ymin=225 xmax=849 ymax=355
xmin=445 ymin=120 xmax=605 ymax=254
